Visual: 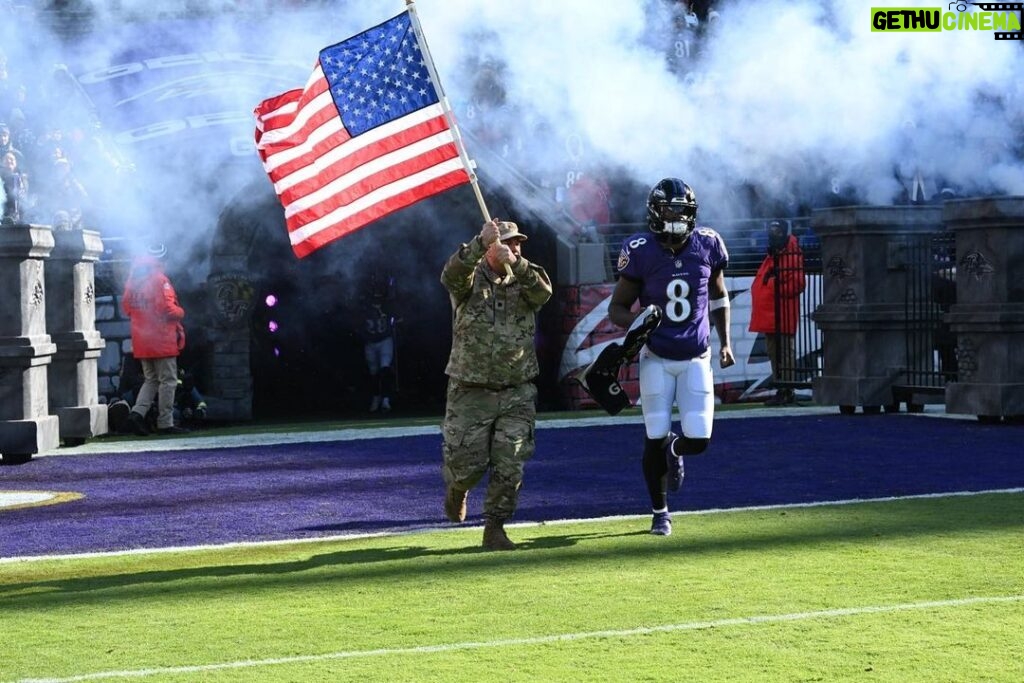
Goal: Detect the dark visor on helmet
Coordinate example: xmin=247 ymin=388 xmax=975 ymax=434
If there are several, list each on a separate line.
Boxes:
xmin=659 ymin=204 xmax=696 ymax=221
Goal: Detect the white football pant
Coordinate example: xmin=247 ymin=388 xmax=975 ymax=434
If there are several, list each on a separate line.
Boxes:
xmin=638 ymin=347 xmax=714 ymax=441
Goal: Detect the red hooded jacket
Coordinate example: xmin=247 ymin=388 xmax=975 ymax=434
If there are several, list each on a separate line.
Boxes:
xmin=121 ymin=255 xmax=186 ymax=358
xmin=749 ymin=234 xmax=805 ymax=335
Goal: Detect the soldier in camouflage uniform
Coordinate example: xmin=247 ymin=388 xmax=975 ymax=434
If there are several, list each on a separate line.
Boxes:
xmin=440 ymin=218 xmax=553 ymax=551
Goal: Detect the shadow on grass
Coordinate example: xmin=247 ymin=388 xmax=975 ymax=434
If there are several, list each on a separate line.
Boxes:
xmin=1 ymin=494 xmax=1021 ymax=609
xmin=0 ymin=529 xmax=636 ymax=605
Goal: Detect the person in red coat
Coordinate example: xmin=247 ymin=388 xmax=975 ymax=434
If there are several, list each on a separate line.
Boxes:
xmin=749 ymin=220 xmax=805 ymax=405
xmin=121 ymin=243 xmax=188 ymax=435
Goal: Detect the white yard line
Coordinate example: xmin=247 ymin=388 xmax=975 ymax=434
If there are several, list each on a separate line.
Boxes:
xmin=11 ymin=594 xmax=1024 ymax=683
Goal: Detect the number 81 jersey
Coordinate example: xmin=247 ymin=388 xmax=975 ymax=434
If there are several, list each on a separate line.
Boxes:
xmin=615 ymin=227 xmax=729 ymax=361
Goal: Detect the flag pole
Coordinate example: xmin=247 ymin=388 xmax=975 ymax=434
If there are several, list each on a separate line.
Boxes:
xmin=405 ymin=0 xmax=514 ymax=278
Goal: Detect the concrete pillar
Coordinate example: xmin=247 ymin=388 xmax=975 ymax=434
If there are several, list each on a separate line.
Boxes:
xmin=205 ymin=266 xmax=255 ymax=421
xmin=810 ymin=205 xmax=943 ymax=413
xmin=45 ymin=228 xmax=108 ymax=444
xmin=0 ymin=224 xmax=60 ymax=463
xmin=943 ymin=197 xmax=1024 ymax=421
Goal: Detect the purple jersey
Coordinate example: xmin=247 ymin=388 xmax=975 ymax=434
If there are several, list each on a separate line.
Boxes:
xmin=616 ymin=227 xmax=729 ymax=360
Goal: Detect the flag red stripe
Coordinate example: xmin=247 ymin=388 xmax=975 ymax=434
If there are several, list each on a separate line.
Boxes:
xmin=285 ymin=142 xmax=462 ymax=225
xmin=274 ymin=116 xmax=454 ymax=206
xmin=257 ymin=94 xmax=339 ymax=164
xmin=289 ymin=168 xmax=471 ymax=258
xmin=257 ymin=72 xmax=329 ymax=135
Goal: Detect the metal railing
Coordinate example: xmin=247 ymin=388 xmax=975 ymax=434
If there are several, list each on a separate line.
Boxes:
xmin=892 ymin=230 xmax=957 ymax=406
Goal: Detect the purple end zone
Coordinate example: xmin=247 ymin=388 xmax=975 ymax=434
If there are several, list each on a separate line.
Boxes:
xmin=1 ymin=414 xmax=1022 ymax=558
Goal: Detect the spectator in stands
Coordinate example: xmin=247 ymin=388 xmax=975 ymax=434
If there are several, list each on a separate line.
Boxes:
xmin=45 ymin=157 xmax=88 ymax=228
xmin=32 ymin=124 xmax=65 ymax=170
xmin=749 ymin=220 xmax=806 ymax=406
xmin=0 ymin=123 xmax=24 ymax=168
xmin=1 ymin=149 xmax=29 ymax=224
xmin=0 ymin=52 xmax=12 ymax=118
xmin=6 ymin=109 xmax=36 ymax=155
xmin=121 ymin=243 xmax=189 ymax=436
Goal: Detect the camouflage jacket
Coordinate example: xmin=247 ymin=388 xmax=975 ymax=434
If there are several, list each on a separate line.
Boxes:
xmin=441 ymin=235 xmax=553 ymax=387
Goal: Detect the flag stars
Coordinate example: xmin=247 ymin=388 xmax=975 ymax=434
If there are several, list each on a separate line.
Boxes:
xmin=319 ymin=13 xmax=439 ymax=136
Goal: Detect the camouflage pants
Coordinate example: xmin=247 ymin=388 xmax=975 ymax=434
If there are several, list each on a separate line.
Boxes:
xmin=441 ymin=381 xmax=537 ymax=522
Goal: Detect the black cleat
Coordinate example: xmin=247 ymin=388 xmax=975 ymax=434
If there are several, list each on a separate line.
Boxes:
xmin=128 ymin=411 xmax=151 ymax=436
xmin=156 ymin=425 xmax=190 ymax=435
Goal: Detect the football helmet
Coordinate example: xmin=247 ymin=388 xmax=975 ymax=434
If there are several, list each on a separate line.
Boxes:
xmin=646 ymin=178 xmax=697 ymax=245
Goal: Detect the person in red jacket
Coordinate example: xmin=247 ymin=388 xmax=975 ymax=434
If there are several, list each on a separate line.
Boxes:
xmin=749 ymin=220 xmax=805 ymax=406
xmin=121 ymin=243 xmax=188 ymax=435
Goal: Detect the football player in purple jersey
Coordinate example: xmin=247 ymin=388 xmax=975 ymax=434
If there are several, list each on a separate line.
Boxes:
xmin=608 ymin=178 xmax=735 ymax=536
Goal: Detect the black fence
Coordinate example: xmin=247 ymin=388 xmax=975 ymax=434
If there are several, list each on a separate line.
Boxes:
xmin=890 ymin=230 xmax=957 ymax=408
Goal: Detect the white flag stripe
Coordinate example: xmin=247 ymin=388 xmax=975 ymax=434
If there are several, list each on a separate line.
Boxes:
xmin=265 ymin=114 xmax=345 ymax=183
xmin=266 ymin=102 xmax=446 ymax=180
xmin=289 ymin=157 xmax=465 ymax=245
xmin=257 ymin=93 xmax=336 ymax=157
xmin=284 ymin=130 xmax=457 ymax=216
xmin=255 ymin=66 xmax=328 ymax=141
xmin=256 ymin=97 xmax=300 ymax=132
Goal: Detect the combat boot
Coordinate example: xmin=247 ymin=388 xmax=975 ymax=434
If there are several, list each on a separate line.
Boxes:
xmin=444 ymin=486 xmax=468 ymax=523
xmin=482 ymin=519 xmax=517 ymax=551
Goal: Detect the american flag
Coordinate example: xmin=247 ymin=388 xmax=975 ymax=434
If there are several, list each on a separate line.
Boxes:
xmin=254 ymin=11 xmax=471 ymax=258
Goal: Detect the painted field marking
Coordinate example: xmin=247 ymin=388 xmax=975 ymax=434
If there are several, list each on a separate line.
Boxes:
xmin=2 ymin=487 xmax=1021 ymax=564
xmin=11 ymin=594 xmax=1024 ymax=683
xmin=0 ymin=491 xmax=83 ymax=511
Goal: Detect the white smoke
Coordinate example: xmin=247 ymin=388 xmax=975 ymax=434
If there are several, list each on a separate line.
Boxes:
xmin=3 ymin=0 xmax=1023 ymax=258
xmin=421 ymin=0 xmax=1024 ymax=214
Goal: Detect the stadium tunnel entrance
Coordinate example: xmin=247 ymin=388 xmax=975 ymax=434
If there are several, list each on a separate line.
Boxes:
xmin=201 ymin=178 xmax=563 ymax=422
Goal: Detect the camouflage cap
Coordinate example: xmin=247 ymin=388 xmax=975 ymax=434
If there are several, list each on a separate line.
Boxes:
xmin=497 ymin=221 xmax=528 ymax=242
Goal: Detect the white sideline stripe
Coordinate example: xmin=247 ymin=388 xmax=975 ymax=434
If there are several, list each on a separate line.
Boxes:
xmin=12 ymin=594 xmax=1024 ymax=683
xmin=38 ymin=405 xmax=846 ymax=456
xmin=34 ymin=405 xmax=966 ymax=458
xmin=2 ymin=487 xmax=1021 ymax=565
xmin=41 ymin=404 xmax=968 ymax=457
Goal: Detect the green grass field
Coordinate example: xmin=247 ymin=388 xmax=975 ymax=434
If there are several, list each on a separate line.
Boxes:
xmin=1 ymin=491 xmax=1021 ymax=682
